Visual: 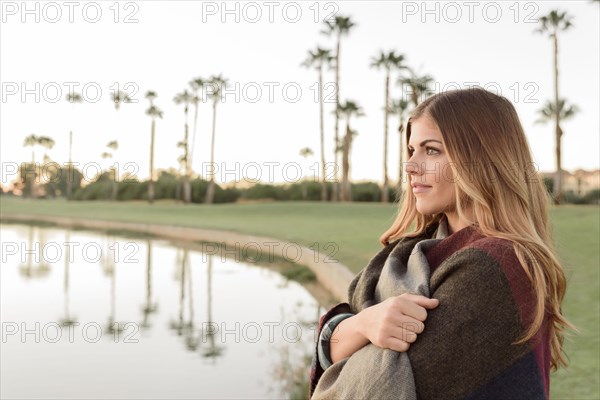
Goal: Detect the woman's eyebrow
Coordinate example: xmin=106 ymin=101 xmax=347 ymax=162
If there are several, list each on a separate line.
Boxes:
xmin=408 ymin=139 xmax=443 ymax=148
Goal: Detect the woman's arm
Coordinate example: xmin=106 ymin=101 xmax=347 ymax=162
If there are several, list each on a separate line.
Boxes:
xmin=330 ymin=293 xmax=439 ymax=363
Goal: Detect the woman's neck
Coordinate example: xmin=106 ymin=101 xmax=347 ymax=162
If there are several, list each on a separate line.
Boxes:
xmin=444 ymin=209 xmax=475 ymax=235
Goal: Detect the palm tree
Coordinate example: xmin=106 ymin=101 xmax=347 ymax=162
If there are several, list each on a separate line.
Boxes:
xmin=145 ymin=91 xmax=163 ymax=204
xmin=536 ymin=98 xmax=579 ymax=203
xmin=22 ymin=134 xmax=39 ymax=197
xmin=388 ymin=98 xmax=411 ymax=199
xmin=536 ymin=10 xmax=574 ymax=204
xmin=299 ymin=147 xmax=314 ymax=200
xmin=111 ymin=90 xmax=131 ymax=111
xmin=205 ymin=75 xmax=229 ymax=204
xmin=189 ymin=77 xmax=206 ymax=171
xmin=398 ymin=70 xmax=434 ymax=107
xmin=337 ymin=101 xmax=364 ymax=202
xmin=110 ymin=90 xmax=131 ymax=196
xmin=38 ymin=136 xmax=55 ymax=163
xmin=23 ymin=134 xmax=38 ymax=164
xmin=371 ymin=51 xmax=409 ymax=203
xmin=322 ymin=15 xmax=356 ymax=202
xmin=173 ymin=90 xmax=194 ymax=204
xmin=65 ymin=92 xmax=83 ymax=200
xmin=302 ymin=47 xmax=333 ymax=201
xmin=107 ymin=140 xmax=119 ymax=200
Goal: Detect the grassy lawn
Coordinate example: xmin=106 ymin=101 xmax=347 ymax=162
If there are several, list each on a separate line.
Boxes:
xmin=1 ymin=197 xmax=598 ymax=398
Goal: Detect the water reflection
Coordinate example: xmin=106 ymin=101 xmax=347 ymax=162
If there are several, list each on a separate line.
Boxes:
xmin=59 ymin=231 xmax=77 ymax=327
xmin=140 ymin=240 xmax=158 ymax=330
xmin=1 ymin=223 xmax=328 ymax=399
xmin=19 ymin=225 xmax=51 ymax=279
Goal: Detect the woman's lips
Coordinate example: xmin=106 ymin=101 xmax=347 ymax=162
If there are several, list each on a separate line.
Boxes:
xmin=412 ymin=185 xmax=432 ymax=193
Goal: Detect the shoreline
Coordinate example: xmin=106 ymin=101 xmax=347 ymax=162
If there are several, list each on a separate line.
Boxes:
xmin=1 ymin=213 xmax=354 ymax=304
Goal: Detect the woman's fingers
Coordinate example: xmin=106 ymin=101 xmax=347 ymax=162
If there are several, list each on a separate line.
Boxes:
xmin=400 ymin=293 xmax=440 ymax=310
xmin=381 ymin=336 xmax=411 ymax=353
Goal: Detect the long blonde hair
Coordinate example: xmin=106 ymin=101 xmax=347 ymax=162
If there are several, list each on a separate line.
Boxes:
xmin=380 ymin=87 xmax=575 ymax=370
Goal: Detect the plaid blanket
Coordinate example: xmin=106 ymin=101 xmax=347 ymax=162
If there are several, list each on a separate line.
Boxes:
xmin=309 ymin=218 xmax=550 ymax=399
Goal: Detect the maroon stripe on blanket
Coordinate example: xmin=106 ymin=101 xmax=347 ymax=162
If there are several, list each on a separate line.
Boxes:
xmin=424 ymin=226 xmax=550 ymax=399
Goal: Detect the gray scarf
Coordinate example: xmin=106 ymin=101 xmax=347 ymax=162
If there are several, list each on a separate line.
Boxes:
xmin=311 ymin=217 xmax=449 ymax=400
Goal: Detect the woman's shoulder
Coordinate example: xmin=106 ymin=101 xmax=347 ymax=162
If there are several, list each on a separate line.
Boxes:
xmin=454 ymin=234 xmax=537 ymax=305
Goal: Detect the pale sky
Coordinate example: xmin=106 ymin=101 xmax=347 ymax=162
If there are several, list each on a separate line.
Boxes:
xmin=1 ymin=0 xmax=599 ymax=187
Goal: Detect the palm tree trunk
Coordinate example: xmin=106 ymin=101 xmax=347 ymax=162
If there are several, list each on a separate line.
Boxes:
xmin=67 ymin=130 xmax=73 ymax=200
xmin=319 ymin=65 xmax=327 ymax=201
xmin=382 ymin=71 xmax=390 ymax=203
xmin=191 ymin=99 xmax=199 ymax=173
xmin=397 ymin=121 xmax=405 ymax=200
xmin=332 ymin=34 xmax=341 ymax=202
xmin=411 ymin=85 xmax=419 ymax=107
xmin=341 ymin=120 xmax=351 ymax=202
xmin=553 ymin=33 xmax=562 ymax=205
xmin=183 ymin=108 xmax=191 ymax=204
xmin=149 ymin=118 xmax=156 ymax=204
xmin=205 ymin=100 xmax=218 ymax=204
xmin=111 ymin=169 xmax=118 ymax=201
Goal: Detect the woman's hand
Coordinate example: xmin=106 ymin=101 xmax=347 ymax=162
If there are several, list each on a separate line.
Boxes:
xmin=357 ymin=293 xmax=439 ymax=352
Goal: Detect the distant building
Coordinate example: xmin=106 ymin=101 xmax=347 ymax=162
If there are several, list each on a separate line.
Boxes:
xmin=541 ymin=169 xmax=600 ymax=196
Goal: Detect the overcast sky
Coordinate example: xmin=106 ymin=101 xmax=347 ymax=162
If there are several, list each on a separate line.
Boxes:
xmin=1 ymin=0 xmax=599 ymax=187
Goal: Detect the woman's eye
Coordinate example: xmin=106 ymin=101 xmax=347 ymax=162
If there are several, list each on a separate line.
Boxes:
xmin=426 ymin=147 xmax=440 ymax=155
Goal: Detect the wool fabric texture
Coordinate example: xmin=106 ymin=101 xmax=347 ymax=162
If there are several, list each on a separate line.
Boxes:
xmin=309 ymin=216 xmax=550 ymax=400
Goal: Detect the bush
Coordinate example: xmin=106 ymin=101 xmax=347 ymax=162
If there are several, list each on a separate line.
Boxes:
xmin=582 ymin=189 xmax=600 ymax=205
xmin=351 ymin=182 xmax=381 ymax=202
xmin=242 ymin=183 xmax=289 ymax=201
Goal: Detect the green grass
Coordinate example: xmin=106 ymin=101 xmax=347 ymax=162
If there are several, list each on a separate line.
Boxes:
xmin=0 ymin=197 xmax=396 ymax=271
xmin=1 ymin=197 xmax=598 ymax=399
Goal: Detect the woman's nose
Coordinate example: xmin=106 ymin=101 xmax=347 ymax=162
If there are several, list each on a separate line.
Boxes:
xmin=405 ymin=161 xmax=420 ymax=176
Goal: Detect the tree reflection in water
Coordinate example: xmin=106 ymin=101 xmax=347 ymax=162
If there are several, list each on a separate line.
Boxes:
xmin=102 ymin=234 xmax=124 ymax=336
xmin=19 ymin=225 xmax=51 ymax=279
xmin=59 ymin=231 xmax=77 ymax=328
xmin=140 ymin=240 xmax=158 ymax=330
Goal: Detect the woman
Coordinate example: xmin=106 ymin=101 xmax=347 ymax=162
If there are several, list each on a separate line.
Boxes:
xmin=308 ymin=88 xmax=574 ymax=399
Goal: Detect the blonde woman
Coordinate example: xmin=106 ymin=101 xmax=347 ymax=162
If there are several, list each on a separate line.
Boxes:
xmin=309 ymin=88 xmax=574 ymax=400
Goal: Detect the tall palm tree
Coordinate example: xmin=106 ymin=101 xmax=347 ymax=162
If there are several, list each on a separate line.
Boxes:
xmin=189 ymin=77 xmax=206 ymax=171
xmin=322 ymin=15 xmax=356 ymax=202
xmin=337 ymin=100 xmax=364 ymax=202
xmin=388 ymin=98 xmax=411 ymax=199
xmin=109 ymin=91 xmax=130 ymax=200
xmin=106 ymin=140 xmax=119 ymax=200
xmin=536 ymin=98 xmax=579 ymax=202
xmin=205 ymin=75 xmax=229 ymax=204
xmin=299 ymin=147 xmax=314 ymax=200
xmin=536 ymin=10 xmax=574 ymax=204
xmin=398 ymin=70 xmax=434 ymax=107
xmin=145 ymin=91 xmax=163 ymax=204
xmin=65 ymin=92 xmax=83 ymax=200
xmin=302 ymin=47 xmax=333 ymax=201
xmin=173 ymin=90 xmax=194 ymax=204
xmin=371 ymin=51 xmax=409 ymax=203
xmin=22 ymin=134 xmax=39 ymax=197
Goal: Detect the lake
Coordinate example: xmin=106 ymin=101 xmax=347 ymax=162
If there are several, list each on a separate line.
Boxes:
xmin=0 ymin=223 xmax=329 ymax=399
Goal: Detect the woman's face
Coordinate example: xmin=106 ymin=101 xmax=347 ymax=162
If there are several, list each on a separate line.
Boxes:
xmin=406 ymin=116 xmax=456 ymax=216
